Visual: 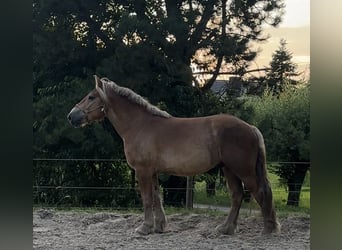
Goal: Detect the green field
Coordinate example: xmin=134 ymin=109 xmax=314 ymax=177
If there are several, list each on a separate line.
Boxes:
xmin=193 ymin=171 xmax=310 ymax=214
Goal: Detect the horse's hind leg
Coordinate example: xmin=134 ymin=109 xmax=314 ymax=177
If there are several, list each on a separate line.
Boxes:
xmin=216 ymin=167 xmax=244 ymax=235
xmin=152 ymin=173 xmax=167 ymax=233
xmin=254 ymin=183 xmax=280 ymax=234
xmin=244 ymin=177 xmax=281 ymax=234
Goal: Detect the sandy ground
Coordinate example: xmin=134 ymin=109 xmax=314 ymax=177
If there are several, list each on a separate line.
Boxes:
xmin=33 ymin=209 xmax=310 ymax=250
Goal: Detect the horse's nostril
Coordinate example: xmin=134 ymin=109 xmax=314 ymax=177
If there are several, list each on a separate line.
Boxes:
xmin=67 ymin=114 xmax=71 ymax=121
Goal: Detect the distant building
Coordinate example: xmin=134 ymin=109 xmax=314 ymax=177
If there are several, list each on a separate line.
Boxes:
xmin=210 ymin=77 xmax=245 ymax=96
xmin=210 ymin=80 xmax=229 ymax=95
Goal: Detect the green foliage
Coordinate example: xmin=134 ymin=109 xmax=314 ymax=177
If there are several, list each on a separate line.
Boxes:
xmin=246 ymin=39 xmax=299 ymax=96
xmin=244 ymin=84 xmax=310 ymax=206
xmin=33 ymin=160 xmax=139 ymax=208
xmin=33 ymin=77 xmax=123 ymax=159
xmin=33 ymin=76 xmax=131 ymax=207
xmin=246 ymin=84 xmax=310 ymax=162
xmin=266 ymin=39 xmax=298 ymax=95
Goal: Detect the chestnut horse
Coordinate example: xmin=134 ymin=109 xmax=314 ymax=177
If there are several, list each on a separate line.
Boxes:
xmin=67 ymin=76 xmax=280 ymax=235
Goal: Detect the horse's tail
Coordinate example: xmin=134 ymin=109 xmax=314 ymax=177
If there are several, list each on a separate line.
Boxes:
xmin=253 ymin=126 xmax=269 ymax=187
xmin=253 ymin=125 xmax=281 ymax=233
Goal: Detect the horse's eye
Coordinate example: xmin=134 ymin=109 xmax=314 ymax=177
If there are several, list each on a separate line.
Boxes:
xmin=88 ymin=96 xmax=95 ymax=100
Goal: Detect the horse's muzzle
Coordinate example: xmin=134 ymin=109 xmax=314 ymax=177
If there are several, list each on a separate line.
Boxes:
xmin=67 ymin=107 xmax=86 ymax=128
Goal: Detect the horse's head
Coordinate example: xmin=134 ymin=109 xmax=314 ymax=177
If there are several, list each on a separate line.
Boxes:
xmin=67 ymin=75 xmax=107 ymax=128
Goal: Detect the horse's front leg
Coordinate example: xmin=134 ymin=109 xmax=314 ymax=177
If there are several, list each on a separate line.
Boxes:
xmin=135 ymin=170 xmax=154 ymax=235
xmin=152 ymin=173 xmax=167 ymax=233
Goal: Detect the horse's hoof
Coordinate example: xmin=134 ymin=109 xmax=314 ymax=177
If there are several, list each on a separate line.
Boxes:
xmin=154 ymin=216 xmax=167 ymax=233
xmin=215 ymin=224 xmax=236 ymax=235
xmin=135 ymin=223 xmax=153 ymax=235
xmin=154 ymin=222 xmax=167 ymax=233
xmin=154 ymin=226 xmax=165 ymax=233
xmin=262 ymin=221 xmax=281 ymax=235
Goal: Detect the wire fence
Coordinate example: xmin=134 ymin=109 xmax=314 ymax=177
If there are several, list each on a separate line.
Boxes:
xmin=33 ymin=158 xmax=310 ymax=164
xmin=33 ymin=158 xmax=310 ymax=210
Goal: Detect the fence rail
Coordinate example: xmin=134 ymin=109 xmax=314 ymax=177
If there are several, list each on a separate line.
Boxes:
xmin=33 ymin=158 xmax=310 ymax=164
xmin=32 ymin=185 xmax=309 ymax=210
xmin=33 ymin=158 xmax=126 ymax=162
xmin=33 ymin=158 xmax=310 ymax=210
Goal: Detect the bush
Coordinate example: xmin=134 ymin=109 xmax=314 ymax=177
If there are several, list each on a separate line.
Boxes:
xmin=33 ymin=160 xmax=140 ymax=208
xmin=246 ymin=84 xmax=310 ymax=162
xmin=245 ymin=83 xmax=310 ymax=206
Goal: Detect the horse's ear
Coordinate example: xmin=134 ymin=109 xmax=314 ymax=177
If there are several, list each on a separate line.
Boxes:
xmin=94 ymin=75 xmax=103 ymax=89
xmin=94 ymin=75 xmax=106 ymax=100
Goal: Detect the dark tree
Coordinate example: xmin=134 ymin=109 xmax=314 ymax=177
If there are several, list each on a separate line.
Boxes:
xmin=266 ymin=38 xmax=298 ymax=95
xmin=33 ymin=0 xmax=285 ymax=207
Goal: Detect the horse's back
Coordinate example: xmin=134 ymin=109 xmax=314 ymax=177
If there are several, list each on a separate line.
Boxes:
xmin=126 ymin=113 xmax=256 ymax=174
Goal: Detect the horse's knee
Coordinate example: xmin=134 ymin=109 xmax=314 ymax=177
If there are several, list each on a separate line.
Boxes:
xmin=259 ymin=184 xmax=274 ymax=207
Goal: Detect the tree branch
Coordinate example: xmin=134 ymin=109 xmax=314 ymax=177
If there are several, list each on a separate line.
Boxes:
xmin=188 ymin=2 xmax=215 ymax=55
xmin=202 ymin=0 xmax=227 ymax=91
xmin=193 ymin=67 xmax=271 ymax=76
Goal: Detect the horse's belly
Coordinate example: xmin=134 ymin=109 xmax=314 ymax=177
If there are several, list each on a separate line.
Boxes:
xmin=157 ymin=149 xmax=216 ymax=176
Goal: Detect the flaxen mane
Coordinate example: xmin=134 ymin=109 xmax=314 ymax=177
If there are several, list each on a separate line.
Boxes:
xmin=101 ymin=78 xmax=171 ymax=118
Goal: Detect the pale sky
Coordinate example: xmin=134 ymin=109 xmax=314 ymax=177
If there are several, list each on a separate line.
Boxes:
xmin=280 ymin=0 xmax=310 ymax=28
xmin=253 ymin=0 xmax=310 ymax=79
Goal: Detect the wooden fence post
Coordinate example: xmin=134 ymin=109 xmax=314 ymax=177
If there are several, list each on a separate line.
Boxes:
xmin=186 ymin=176 xmax=194 ymax=209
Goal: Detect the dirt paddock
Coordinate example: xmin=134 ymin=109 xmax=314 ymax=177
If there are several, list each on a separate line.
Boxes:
xmin=33 ymin=209 xmax=310 ymax=249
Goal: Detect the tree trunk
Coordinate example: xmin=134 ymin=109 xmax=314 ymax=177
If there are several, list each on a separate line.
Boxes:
xmin=131 ymin=169 xmax=136 ymax=189
xmin=287 ymin=182 xmax=301 ymax=206
xmin=286 ymin=163 xmax=309 ymax=206
xmin=162 ymin=176 xmax=187 ymax=207
xmin=243 ymin=188 xmax=251 ymax=203
xmin=206 ymin=180 xmax=216 ymax=197
xmin=205 ymin=167 xmax=219 ymax=197
xmin=186 ymin=176 xmax=194 ymax=209
xmin=202 ymin=0 xmax=227 ymax=91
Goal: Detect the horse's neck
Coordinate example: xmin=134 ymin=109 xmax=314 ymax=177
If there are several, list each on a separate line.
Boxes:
xmin=106 ymin=94 xmax=151 ymax=139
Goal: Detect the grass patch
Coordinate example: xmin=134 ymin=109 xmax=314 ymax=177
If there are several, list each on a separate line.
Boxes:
xmin=33 ymin=205 xmax=227 ymax=217
xmin=33 ymin=205 xmax=143 ymax=214
xmin=164 ymin=206 xmax=226 ymax=216
xmin=193 ymin=181 xmax=230 ymax=207
xmin=193 ymin=171 xmax=310 ymax=215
